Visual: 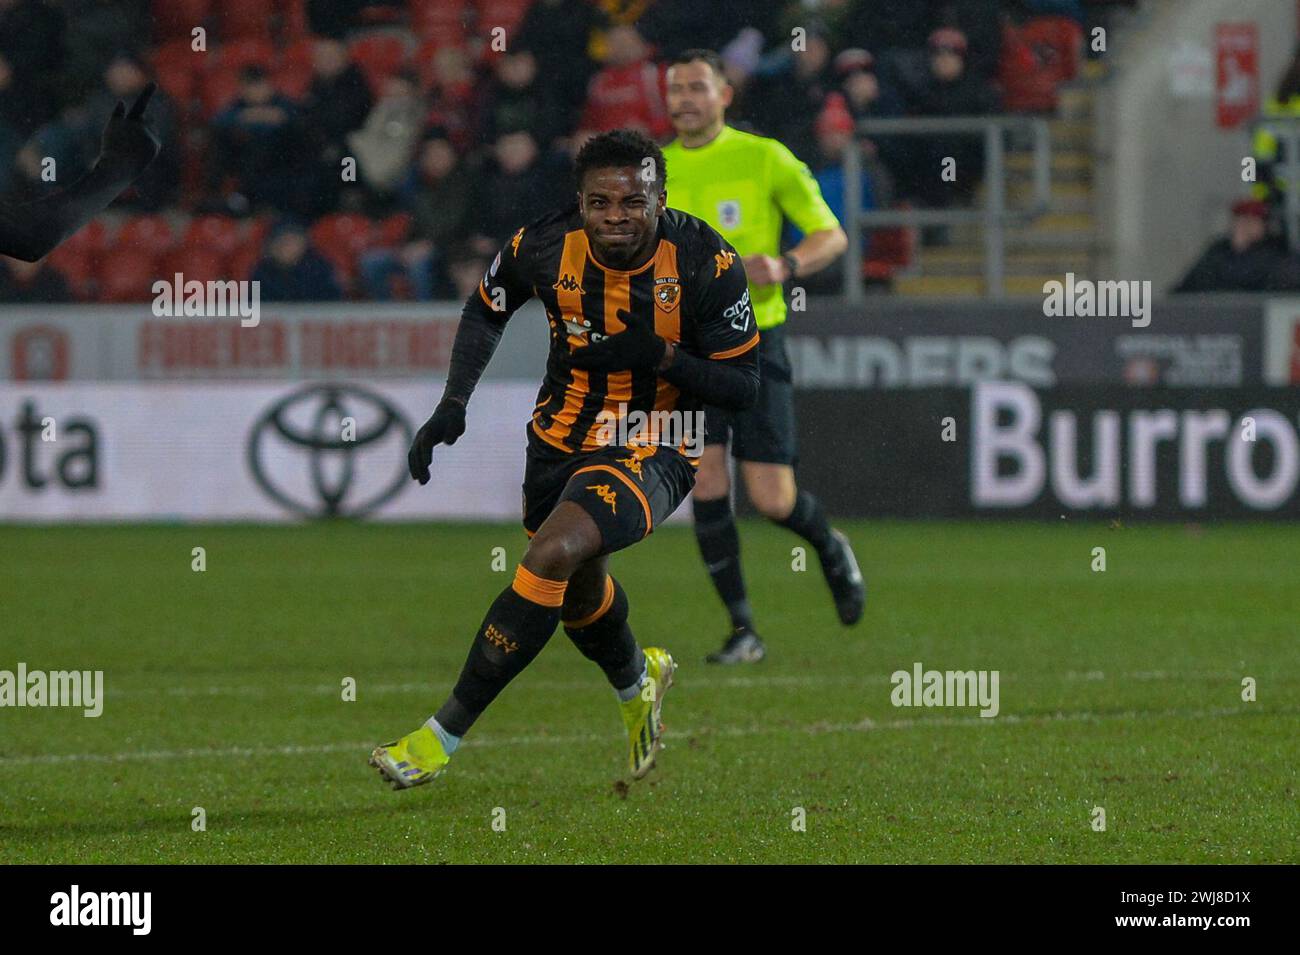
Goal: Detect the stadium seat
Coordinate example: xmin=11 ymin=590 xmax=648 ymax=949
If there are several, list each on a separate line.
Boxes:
xmin=153 ymin=39 xmax=202 ymax=106
xmin=117 ymin=215 xmax=180 ymax=256
xmin=1022 ymin=16 xmax=1084 ymax=85
xmin=309 ymin=214 xmax=375 ymax=289
xmin=218 ymin=0 xmax=273 ymax=41
xmin=474 ymin=0 xmax=531 ymax=35
xmin=274 ymin=37 xmax=317 ymax=99
xmin=161 ymin=246 xmax=229 ymax=286
xmin=277 ymin=0 xmax=311 ymax=43
xmin=200 ymin=70 xmax=244 ymax=119
xmin=97 ymin=250 xmax=159 ymax=303
xmin=209 ymin=38 xmax=276 ymax=78
xmin=45 ymin=237 xmax=100 ymax=300
xmin=375 ymin=212 xmax=413 ymax=247
xmin=350 ymin=34 xmax=411 ymax=95
xmin=184 ymin=216 xmax=246 ymax=257
xmin=227 ymin=238 xmax=265 ymax=282
xmin=151 ymin=0 xmax=211 ymax=42
xmin=864 ymin=222 xmax=916 ymax=282
xmin=410 ymin=0 xmax=469 ymax=46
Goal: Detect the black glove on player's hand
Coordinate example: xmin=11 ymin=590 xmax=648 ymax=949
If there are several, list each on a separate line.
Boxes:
xmin=407 ymin=398 xmax=467 ymax=485
xmin=568 ymin=308 xmax=666 ymax=372
xmin=97 ymin=82 xmax=162 ymax=176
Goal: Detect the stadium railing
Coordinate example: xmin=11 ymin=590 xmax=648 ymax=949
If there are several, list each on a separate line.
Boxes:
xmin=844 ymin=115 xmax=1053 ymax=300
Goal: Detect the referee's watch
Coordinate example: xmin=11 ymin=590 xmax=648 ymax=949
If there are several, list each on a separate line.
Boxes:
xmin=782 ymin=252 xmax=800 ymax=281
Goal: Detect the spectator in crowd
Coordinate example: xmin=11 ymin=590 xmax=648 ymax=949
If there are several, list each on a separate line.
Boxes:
xmin=361 ymin=129 xmax=478 ymax=300
xmin=795 ymin=92 xmax=878 ymax=293
xmin=514 ymin=0 xmax=607 ymax=122
xmin=307 ymin=0 xmax=404 ymax=38
xmin=0 ymin=0 xmax=66 ymax=136
xmin=579 ymin=26 xmax=672 ymax=141
xmin=300 ymin=38 xmax=374 ymax=217
xmin=57 ymin=0 xmax=152 ymax=104
xmin=1251 ymin=45 xmax=1300 ymax=208
xmin=423 ymin=46 xmax=482 ymax=156
xmin=252 ymin=221 xmax=343 ymax=302
xmin=208 ymin=66 xmax=307 ymax=216
xmin=739 ymin=18 xmax=835 ymax=163
xmin=835 ymin=47 xmax=904 ymax=198
xmin=0 ymin=255 xmax=72 ymax=303
xmin=478 ymin=49 xmax=563 ymax=148
xmin=349 ymin=69 xmax=426 ymax=199
xmin=78 ymin=52 xmax=180 ymax=211
xmin=471 ymin=129 xmax=572 ymax=246
xmin=441 ymin=240 xmax=492 ymax=301
xmin=893 ymin=27 xmax=999 ymax=217
xmin=1174 ymin=199 xmax=1300 ymax=293
xmin=636 ymin=0 xmax=749 ymax=61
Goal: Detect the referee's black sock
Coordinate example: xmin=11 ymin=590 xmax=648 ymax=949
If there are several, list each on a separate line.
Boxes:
xmin=434 ymin=565 xmax=565 ymax=737
xmin=773 ymin=488 xmax=833 ymax=558
xmin=692 ymin=495 xmax=754 ymax=632
xmin=563 ymin=574 xmax=645 ymax=694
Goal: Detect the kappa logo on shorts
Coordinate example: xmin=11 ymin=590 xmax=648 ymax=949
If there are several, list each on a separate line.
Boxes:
xmin=714 ymin=250 xmax=735 ymax=278
xmin=654 ymin=276 xmax=680 ymax=312
xmin=587 ymin=483 xmax=618 ymax=512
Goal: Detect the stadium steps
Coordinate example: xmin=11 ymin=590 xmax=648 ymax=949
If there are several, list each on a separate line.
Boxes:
xmin=898 ymin=78 xmax=1103 ymax=296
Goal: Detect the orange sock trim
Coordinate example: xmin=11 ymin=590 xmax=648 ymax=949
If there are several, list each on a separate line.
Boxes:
xmin=512 ymin=564 xmax=567 ymax=607
xmin=562 ymin=574 xmax=616 ymax=629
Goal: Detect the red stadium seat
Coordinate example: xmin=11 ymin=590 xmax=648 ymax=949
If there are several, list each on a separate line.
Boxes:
xmin=183 ymin=216 xmax=246 ymax=257
xmin=1022 ymin=16 xmax=1084 ymax=84
xmin=864 ymin=224 xmax=915 ymax=282
xmin=410 ymin=0 xmax=469 ymax=46
xmin=375 ymin=212 xmax=413 ymax=247
xmin=218 ymin=0 xmax=273 ymax=40
xmin=350 ymin=33 xmax=411 ymax=95
xmin=474 ymin=0 xmax=531 ymax=34
xmin=200 ymin=69 xmax=244 ymax=118
xmin=309 ymin=214 xmax=374 ymax=287
xmin=117 ymin=215 xmax=180 ymax=256
xmin=277 ymin=0 xmax=310 ymax=43
xmin=161 ymin=246 xmax=229 ymax=286
xmin=210 ymin=37 xmax=276 ymax=77
xmin=97 ymin=250 xmax=159 ymax=303
xmin=45 ymin=241 xmax=99 ymax=300
xmin=152 ymin=0 xmax=211 ymax=42
xmin=153 ymin=39 xmax=203 ymax=106
xmin=227 ymin=243 xmax=263 ymax=282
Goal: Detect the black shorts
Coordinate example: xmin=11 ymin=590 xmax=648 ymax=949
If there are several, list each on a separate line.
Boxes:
xmin=521 ymin=426 xmax=697 ymax=555
xmin=703 ymin=322 xmax=798 ymax=465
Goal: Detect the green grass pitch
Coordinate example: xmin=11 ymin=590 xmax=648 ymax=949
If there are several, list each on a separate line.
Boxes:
xmin=1 ymin=520 xmax=1296 ymax=864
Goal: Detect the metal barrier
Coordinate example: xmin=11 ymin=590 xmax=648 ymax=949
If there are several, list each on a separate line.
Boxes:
xmin=842 ymin=115 xmax=1053 ymax=300
xmin=1251 ymin=116 xmax=1300 ymax=253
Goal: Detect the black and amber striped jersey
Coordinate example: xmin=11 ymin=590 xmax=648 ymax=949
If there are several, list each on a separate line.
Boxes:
xmin=474 ymin=202 xmax=759 ymax=459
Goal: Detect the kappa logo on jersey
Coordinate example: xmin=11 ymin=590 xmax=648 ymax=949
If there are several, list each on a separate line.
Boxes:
xmin=587 ymin=483 xmax=618 ymax=512
xmin=510 ymin=227 xmax=525 ymax=255
xmin=554 ymin=272 xmax=585 ymax=293
xmin=723 ymin=288 xmax=752 ymax=332
xmin=654 ymin=276 xmax=680 ymax=311
xmin=717 ymin=199 xmax=741 ymax=229
xmin=714 ymin=249 xmax=735 ymax=278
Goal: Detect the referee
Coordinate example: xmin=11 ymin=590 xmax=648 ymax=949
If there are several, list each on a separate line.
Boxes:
xmin=663 ymin=49 xmax=865 ymax=664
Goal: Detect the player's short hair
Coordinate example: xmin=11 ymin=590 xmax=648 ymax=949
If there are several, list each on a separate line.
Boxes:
xmin=670 ymin=48 xmax=727 ymax=82
xmin=573 ymin=129 xmax=666 ymax=194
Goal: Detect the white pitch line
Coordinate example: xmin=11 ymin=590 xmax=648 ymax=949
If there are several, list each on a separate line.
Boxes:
xmin=92 ymin=670 xmax=1250 ymax=699
xmin=0 ymin=704 xmax=1276 ymax=767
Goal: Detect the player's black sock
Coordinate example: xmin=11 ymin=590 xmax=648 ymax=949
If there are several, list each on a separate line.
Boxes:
xmin=692 ymin=495 xmax=754 ymax=631
xmin=434 ymin=565 xmax=566 ymax=737
xmin=563 ymin=574 xmax=644 ymax=692
xmin=773 ymin=488 xmax=833 ymax=557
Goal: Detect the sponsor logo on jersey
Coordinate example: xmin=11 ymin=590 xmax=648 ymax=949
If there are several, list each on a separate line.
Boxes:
xmin=723 ymin=288 xmax=752 ymax=331
xmin=553 ymin=272 xmax=585 ymax=293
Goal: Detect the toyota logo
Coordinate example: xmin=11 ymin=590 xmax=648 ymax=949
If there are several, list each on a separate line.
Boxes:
xmin=247 ymin=383 xmax=413 ymax=518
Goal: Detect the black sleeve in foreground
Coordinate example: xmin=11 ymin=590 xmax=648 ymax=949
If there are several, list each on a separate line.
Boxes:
xmin=660 ymin=342 xmax=760 ymax=412
xmin=440 ymin=294 xmax=512 ymax=407
xmin=0 ymin=87 xmax=160 ymax=262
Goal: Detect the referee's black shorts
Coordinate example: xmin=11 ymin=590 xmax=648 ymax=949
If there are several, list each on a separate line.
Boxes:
xmin=703 ymin=321 xmax=798 ymax=466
